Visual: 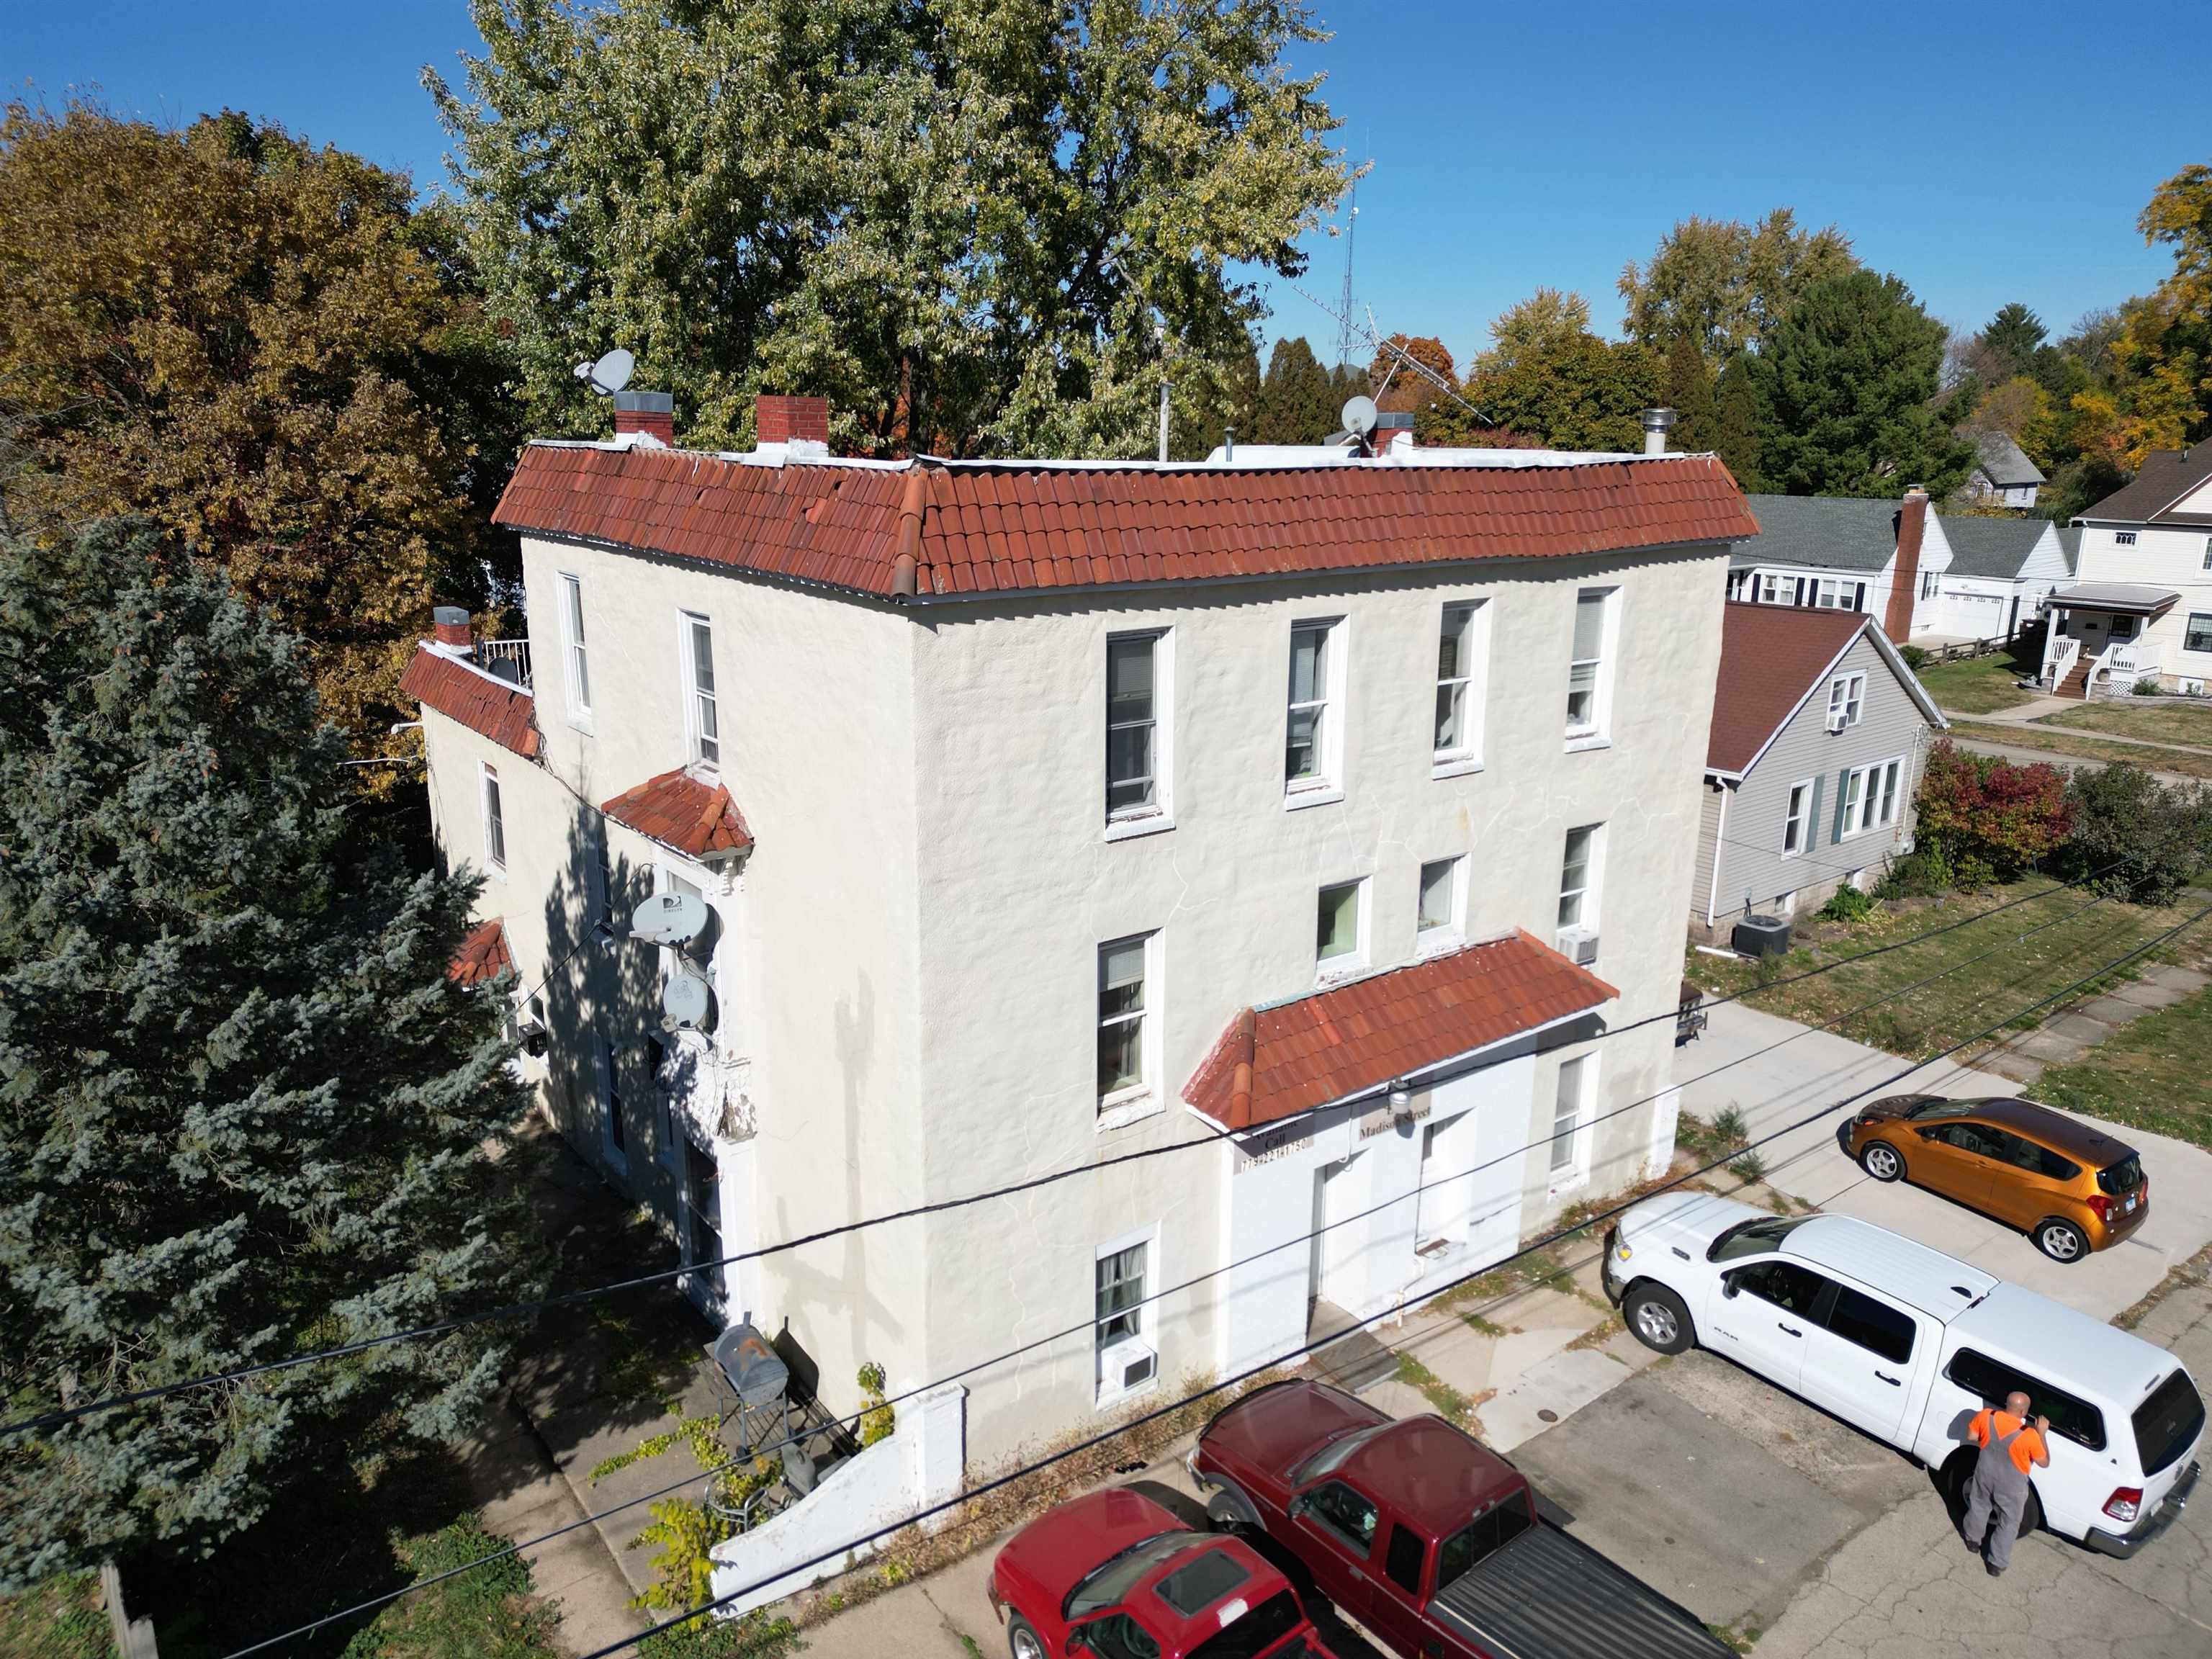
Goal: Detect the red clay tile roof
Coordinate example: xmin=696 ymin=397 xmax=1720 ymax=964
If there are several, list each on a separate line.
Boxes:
xmin=1184 ymin=930 xmax=1619 ymax=1131
xmin=600 ymin=768 xmax=754 ymax=860
xmin=1705 ymin=603 xmax=1870 ymax=776
xmin=400 ymin=646 xmax=541 ymax=759
xmin=494 ymin=444 xmax=1759 ymax=601
xmin=449 ymin=916 xmax=513 ymax=987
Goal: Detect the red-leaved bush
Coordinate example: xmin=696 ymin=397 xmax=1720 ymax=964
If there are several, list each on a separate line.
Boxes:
xmin=1914 ymin=739 xmax=2072 ymax=879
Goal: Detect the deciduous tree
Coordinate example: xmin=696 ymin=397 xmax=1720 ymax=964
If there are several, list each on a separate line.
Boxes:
xmin=0 ymin=102 xmax=517 ymax=759
xmin=1751 ymin=269 xmax=1976 ymax=497
xmin=1456 ymin=333 xmax=1657 ymax=453
xmin=1618 ymin=209 xmax=1858 ymax=363
xmin=426 ymin=0 xmax=1348 ymax=461
xmin=0 ymin=522 xmax=528 ymax=1585
xmin=1913 ymin=740 xmax=2072 ymax=883
xmin=1472 ymin=289 xmax=1590 ymax=376
xmin=1368 ymin=334 xmax=1453 ymax=415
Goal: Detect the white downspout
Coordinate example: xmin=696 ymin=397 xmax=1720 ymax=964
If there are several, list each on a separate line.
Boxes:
xmin=1705 ymin=784 xmax=1730 ymax=931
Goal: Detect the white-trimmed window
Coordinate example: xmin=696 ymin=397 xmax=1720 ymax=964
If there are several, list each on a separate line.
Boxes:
xmin=1433 ymin=601 xmax=1488 ymax=770
xmin=1097 ymin=934 xmax=1158 ymax=1115
xmin=558 ymin=572 xmax=593 ymax=724
xmin=2200 ymin=539 xmax=2211 ymax=572
xmin=480 ymin=763 xmax=507 ymax=874
xmin=598 ymin=1038 xmax=629 ymax=1170
xmin=2184 ymin=613 xmax=2212 ymax=655
xmin=1557 ymin=824 xmax=1602 ymax=932
xmin=1094 ymin=1229 xmax=1158 ymax=1403
xmin=1783 ymin=778 xmax=1815 ymax=858
xmin=681 ymin=611 xmax=720 ymax=770
xmin=1920 ymin=570 xmax=1940 ymax=601
xmin=1565 ymin=588 xmax=1618 ymax=743
xmin=1285 ymin=619 xmax=1345 ymax=799
xmin=1106 ymin=630 xmax=1172 ymax=831
xmin=1826 ymin=673 xmax=1866 ymax=727
xmin=1416 ymin=856 xmax=1466 ymax=950
xmin=1316 ymin=878 xmax=1368 ymax=976
xmin=1548 ymin=1053 xmax=1594 ymax=1181
xmin=1838 ymin=757 xmax=1905 ymax=839
xmin=1757 ymin=572 xmax=1783 ymax=604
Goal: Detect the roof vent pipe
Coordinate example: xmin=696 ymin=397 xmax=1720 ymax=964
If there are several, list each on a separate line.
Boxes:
xmin=1224 ymin=426 xmax=1234 ymax=463
xmin=1641 ymin=407 xmax=1676 ymax=456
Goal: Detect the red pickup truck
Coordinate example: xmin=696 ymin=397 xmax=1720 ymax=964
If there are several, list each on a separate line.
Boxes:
xmin=1189 ymin=1380 xmax=1730 ymax=1659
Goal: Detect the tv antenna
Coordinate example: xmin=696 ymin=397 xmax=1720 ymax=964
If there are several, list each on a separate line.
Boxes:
xmin=573 ymin=347 xmax=637 ymax=397
xmin=1285 ymin=280 xmax=1491 ymax=428
xmin=1334 ymin=180 xmax=1359 ymax=369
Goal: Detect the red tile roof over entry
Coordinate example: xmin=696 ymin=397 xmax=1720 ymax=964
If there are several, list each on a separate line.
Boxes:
xmin=1184 ymin=931 xmax=1618 ymax=1131
xmin=449 ymin=917 xmax=513 ymax=987
xmin=494 ymin=444 xmax=1759 ymax=601
xmin=601 ymin=768 xmax=755 ymax=860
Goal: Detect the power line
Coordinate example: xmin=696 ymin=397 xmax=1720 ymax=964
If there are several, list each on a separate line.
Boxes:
xmin=4 ymin=843 xmax=2157 ymax=1439
xmin=563 ymin=899 xmax=2212 ymax=1659
xmin=201 ymin=871 xmax=2134 ymax=1659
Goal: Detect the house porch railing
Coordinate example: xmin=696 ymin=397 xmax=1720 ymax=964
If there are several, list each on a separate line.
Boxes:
xmin=476 ymin=637 xmax=532 ymax=688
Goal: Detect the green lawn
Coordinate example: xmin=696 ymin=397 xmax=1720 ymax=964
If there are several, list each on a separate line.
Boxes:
xmin=1689 ymin=881 xmax=2212 ymax=1065
xmin=0 ymin=1573 xmax=118 ymax=1659
xmin=1915 ymin=641 xmax=2043 ymax=714
xmin=2034 ymin=982 xmax=2212 ymax=1151
xmin=1946 ymin=720 xmax=2212 ymax=781
xmin=2033 ymin=700 xmax=2212 ymax=749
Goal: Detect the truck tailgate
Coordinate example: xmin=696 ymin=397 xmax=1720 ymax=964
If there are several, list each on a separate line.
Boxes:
xmin=1429 ymin=1521 xmax=1732 ymax=1659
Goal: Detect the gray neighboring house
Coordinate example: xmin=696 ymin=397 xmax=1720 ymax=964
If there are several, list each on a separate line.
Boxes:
xmin=1691 ymin=603 xmax=1948 ymax=938
xmin=1964 ymin=431 xmax=2046 ymax=509
xmin=1723 ymin=490 xmax=1947 ymax=641
xmin=1923 ymin=512 xmax=2074 ymax=642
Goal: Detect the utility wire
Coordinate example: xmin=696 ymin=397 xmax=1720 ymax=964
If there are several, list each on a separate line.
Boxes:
xmin=562 ymin=899 xmax=2212 ymax=1659
xmin=201 ymin=871 xmax=2139 ymax=1659
xmin=4 ymin=842 xmax=2160 ymax=1439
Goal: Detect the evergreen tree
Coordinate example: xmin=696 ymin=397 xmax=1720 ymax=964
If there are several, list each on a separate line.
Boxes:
xmin=1979 ymin=303 xmax=2049 ymax=379
xmin=1254 ymin=337 xmax=1337 ymax=442
xmin=0 ymin=523 xmax=529 ymax=1586
xmin=1750 ymin=269 xmax=1976 ymax=497
xmin=1660 ymin=332 xmax=1715 ymax=451
xmin=1707 ymin=352 xmax=1766 ymax=488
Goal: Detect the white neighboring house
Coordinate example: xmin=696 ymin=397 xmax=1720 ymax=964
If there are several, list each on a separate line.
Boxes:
xmin=1919 ymin=513 xmax=2073 ymax=642
xmin=401 ymin=392 xmax=1756 ymax=1476
xmin=1723 ymin=489 xmax=1956 ymax=641
xmin=2042 ymin=446 xmax=2212 ymax=698
xmin=1961 ymin=431 xmax=2046 ymax=510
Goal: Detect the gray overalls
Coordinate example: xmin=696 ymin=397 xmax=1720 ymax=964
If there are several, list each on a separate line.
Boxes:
xmin=1962 ymin=1416 xmax=2036 ymax=1572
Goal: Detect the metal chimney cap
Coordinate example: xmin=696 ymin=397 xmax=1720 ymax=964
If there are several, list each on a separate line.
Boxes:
xmin=432 ymin=604 xmax=471 ymax=626
xmin=613 ymin=389 xmax=675 ymax=414
xmin=1641 ymin=407 xmax=1678 ymax=431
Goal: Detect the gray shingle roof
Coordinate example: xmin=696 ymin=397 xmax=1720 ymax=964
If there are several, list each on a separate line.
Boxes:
xmin=2056 ymin=526 xmax=2081 ymax=573
xmin=2077 ymin=446 xmax=2212 ymax=526
xmin=1973 ymin=431 xmax=2046 ymax=488
xmin=1935 ymin=513 xmax=2048 ymax=578
xmin=1735 ymin=494 xmax=1901 ymax=572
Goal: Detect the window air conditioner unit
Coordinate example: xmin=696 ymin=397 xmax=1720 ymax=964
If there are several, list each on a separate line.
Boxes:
xmin=1100 ymin=1338 xmax=1157 ymax=1394
xmin=1825 ymin=709 xmax=1848 ymax=734
xmin=1557 ymin=926 xmax=1600 ymax=968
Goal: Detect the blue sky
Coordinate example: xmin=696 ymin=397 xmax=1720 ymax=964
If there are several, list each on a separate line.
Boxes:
xmin=12 ymin=1 xmax=2206 ymax=373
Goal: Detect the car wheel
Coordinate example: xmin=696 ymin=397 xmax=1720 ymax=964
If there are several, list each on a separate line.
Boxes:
xmin=1206 ymin=1491 xmax=1259 ymax=1533
xmin=1625 ymin=1284 xmax=1695 ymax=1354
xmin=1859 ymin=1141 xmax=1905 ymax=1183
xmin=2035 ymin=1218 xmax=2089 ymax=1262
xmin=1007 ymin=1613 xmax=1047 ymax=1659
xmin=2018 ymin=1484 xmax=2043 ymax=1537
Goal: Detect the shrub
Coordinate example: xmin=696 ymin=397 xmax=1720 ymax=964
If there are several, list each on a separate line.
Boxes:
xmin=857 ymin=1362 xmax=895 ymax=1447
xmin=1899 ymin=644 xmax=1930 ymax=670
xmin=1915 ymin=739 xmax=2072 ymax=880
xmin=632 ymin=1498 xmax=732 ymax=1612
xmin=1727 ymin=1150 xmax=1769 ymax=1184
xmin=1820 ymin=884 xmax=1876 ymax=922
xmin=1712 ymin=1106 xmax=1750 ymax=1146
xmin=2132 ymin=676 xmax=2164 ymax=696
xmin=2059 ymin=763 xmax=2212 ymax=905
xmin=1875 ymin=844 xmax=1952 ymax=898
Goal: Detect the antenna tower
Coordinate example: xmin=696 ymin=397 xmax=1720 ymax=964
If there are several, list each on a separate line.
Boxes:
xmin=1334 ymin=181 xmax=1359 ymax=370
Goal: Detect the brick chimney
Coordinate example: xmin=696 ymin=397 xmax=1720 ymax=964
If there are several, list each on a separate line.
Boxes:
xmin=1883 ymin=487 xmax=1930 ymax=642
xmin=613 ymin=390 xmax=675 ymax=446
xmin=432 ymin=605 xmax=475 ymax=653
xmin=757 ymin=395 xmax=830 ymax=447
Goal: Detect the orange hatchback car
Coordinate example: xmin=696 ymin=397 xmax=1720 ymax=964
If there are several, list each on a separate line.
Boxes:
xmin=1842 ymin=1094 xmax=2148 ymax=1263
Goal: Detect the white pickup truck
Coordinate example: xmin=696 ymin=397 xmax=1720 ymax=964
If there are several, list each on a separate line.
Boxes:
xmin=1602 ymin=1192 xmax=2203 ymax=1557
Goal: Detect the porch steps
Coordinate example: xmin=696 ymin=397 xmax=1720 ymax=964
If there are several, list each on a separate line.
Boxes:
xmin=2054 ymin=661 xmax=2090 ymax=700
xmin=1308 ymin=1300 xmax=1400 ymax=1393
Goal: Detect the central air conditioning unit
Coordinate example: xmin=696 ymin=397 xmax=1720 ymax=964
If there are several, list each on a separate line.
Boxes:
xmin=1100 ymin=1338 xmax=1157 ymax=1394
xmin=1557 ymin=926 xmax=1600 ymax=968
xmin=1825 ymin=709 xmax=1849 ymax=733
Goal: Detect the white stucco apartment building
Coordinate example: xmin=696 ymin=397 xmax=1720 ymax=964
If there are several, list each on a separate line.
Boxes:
xmin=402 ymin=395 xmax=1757 ymax=1468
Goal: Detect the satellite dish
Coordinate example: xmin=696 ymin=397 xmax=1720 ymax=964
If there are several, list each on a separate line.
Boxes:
xmin=1340 ymin=395 xmax=1378 ymax=438
xmin=573 ymin=347 xmax=637 ymax=397
xmin=661 ymin=968 xmax=711 ymax=1030
xmin=629 ymin=889 xmax=707 ymax=946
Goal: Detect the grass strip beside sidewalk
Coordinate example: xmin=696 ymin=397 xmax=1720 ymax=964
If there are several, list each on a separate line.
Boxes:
xmin=1946 ymin=719 xmax=2212 ymax=781
xmin=2033 ymin=980 xmax=2212 ymax=1152
xmin=2030 ymin=701 xmax=2212 ymax=749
